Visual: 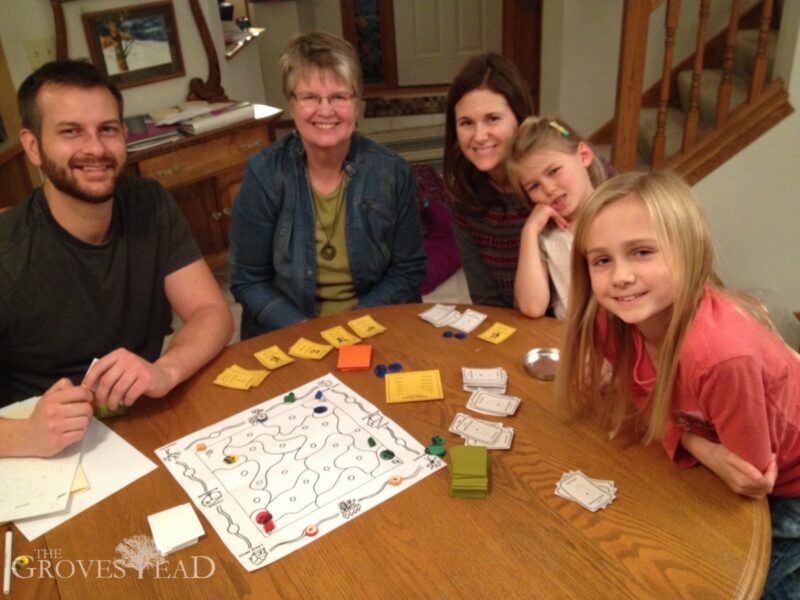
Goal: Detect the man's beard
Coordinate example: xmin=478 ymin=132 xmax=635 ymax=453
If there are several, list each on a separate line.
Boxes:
xmin=41 ymin=150 xmax=123 ymax=204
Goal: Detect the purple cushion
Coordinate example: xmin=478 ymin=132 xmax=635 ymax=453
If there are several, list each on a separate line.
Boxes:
xmin=412 ymin=165 xmax=462 ymax=295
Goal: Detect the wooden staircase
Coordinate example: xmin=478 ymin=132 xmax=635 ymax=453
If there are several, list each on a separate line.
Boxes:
xmin=593 ymin=0 xmax=794 ymax=184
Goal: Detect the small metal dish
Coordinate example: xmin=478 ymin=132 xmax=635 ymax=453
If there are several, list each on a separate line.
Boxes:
xmin=523 ymin=347 xmax=560 ymax=381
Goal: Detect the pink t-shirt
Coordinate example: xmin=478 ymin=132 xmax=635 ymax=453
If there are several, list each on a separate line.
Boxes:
xmin=600 ymin=288 xmax=800 ymax=496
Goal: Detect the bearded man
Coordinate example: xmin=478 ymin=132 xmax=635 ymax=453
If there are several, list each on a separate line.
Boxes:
xmin=0 ymin=60 xmax=233 ymax=457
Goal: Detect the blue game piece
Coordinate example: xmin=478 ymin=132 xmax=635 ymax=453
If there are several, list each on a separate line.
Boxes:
xmin=442 ymin=331 xmax=453 ymax=338
xmin=455 ymin=332 xmax=467 ymax=339
xmin=388 ymin=362 xmax=402 ymax=372
xmin=374 ymin=364 xmax=388 ymax=378
xmin=314 ymin=406 xmax=328 ymax=414
xmin=315 ymin=391 xmax=323 ymax=400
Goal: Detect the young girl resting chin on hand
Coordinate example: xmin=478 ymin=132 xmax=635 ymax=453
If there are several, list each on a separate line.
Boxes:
xmin=555 ymin=170 xmax=800 ymax=599
xmin=507 ymin=117 xmax=608 ymax=319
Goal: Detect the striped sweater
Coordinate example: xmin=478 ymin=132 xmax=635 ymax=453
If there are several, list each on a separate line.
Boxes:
xmin=451 ymin=190 xmax=530 ymax=307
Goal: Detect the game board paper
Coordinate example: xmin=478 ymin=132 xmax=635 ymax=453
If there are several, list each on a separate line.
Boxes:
xmin=156 ymin=374 xmax=445 ymax=571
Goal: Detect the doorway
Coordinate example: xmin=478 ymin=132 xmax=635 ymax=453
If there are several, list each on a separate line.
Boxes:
xmin=341 ymin=0 xmax=540 ymax=110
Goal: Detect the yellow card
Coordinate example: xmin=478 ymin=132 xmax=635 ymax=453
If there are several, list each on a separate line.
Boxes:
xmin=320 ymin=325 xmax=361 ymax=348
xmin=385 ymin=370 xmax=444 ymax=403
xmin=254 ymin=345 xmax=295 ymax=370
xmin=214 ymin=364 xmax=265 ymax=390
xmin=71 ymin=467 xmax=90 ymax=494
xmin=289 ymin=337 xmax=334 ymax=360
xmin=477 ymin=322 xmax=517 ymax=345
xmin=347 ymin=315 xmax=387 ymax=338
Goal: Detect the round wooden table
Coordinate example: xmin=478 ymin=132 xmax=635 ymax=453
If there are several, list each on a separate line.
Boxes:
xmin=13 ymin=304 xmax=770 ymax=599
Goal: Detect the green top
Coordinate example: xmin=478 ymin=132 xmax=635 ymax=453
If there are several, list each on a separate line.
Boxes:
xmin=312 ymin=176 xmax=357 ymax=317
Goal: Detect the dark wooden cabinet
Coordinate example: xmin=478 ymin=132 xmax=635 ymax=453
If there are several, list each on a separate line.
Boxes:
xmin=126 ymin=111 xmax=281 ymax=267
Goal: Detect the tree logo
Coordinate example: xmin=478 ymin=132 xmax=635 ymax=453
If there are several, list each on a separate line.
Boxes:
xmin=115 ymin=535 xmax=166 ymax=578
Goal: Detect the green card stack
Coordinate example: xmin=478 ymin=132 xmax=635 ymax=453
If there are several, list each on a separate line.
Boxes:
xmin=448 ymin=445 xmax=490 ymax=498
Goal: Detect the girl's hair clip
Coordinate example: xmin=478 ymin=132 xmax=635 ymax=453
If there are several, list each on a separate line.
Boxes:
xmin=549 ymin=121 xmax=570 ymax=137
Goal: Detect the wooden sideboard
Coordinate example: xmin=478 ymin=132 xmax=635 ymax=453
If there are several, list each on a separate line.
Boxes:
xmin=126 ymin=108 xmax=283 ymax=268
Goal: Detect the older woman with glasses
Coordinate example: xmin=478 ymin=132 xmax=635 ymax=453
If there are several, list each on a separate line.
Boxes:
xmin=229 ymin=32 xmax=426 ymax=338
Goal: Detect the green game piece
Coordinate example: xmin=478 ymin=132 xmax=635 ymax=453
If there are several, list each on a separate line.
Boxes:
xmin=425 ymin=445 xmax=446 ymax=457
xmin=379 ymin=450 xmax=395 ymax=460
xmin=283 ymin=392 xmax=296 ymax=403
xmin=431 ymin=436 xmax=445 ymax=446
xmin=367 ymin=437 xmax=377 ymax=447
xmin=95 ymin=404 xmax=128 ymax=419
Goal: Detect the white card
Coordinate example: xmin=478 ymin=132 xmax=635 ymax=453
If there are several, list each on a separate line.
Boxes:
xmin=449 ymin=413 xmax=503 ymax=444
xmin=557 ymin=472 xmax=612 ymax=512
xmin=466 ymin=391 xmax=520 ymax=416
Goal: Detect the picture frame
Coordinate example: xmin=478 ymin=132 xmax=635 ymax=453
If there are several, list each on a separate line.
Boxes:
xmin=82 ymin=1 xmax=185 ymax=89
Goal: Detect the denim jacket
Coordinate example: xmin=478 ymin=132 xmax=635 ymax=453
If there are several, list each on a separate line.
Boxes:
xmin=229 ymin=132 xmax=426 ymax=339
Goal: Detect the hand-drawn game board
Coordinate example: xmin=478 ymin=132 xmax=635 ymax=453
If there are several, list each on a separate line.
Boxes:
xmin=156 ymin=374 xmax=445 ymax=571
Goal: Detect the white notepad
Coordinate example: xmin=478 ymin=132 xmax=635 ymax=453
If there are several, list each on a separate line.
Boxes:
xmin=148 ymin=503 xmax=205 ymax=556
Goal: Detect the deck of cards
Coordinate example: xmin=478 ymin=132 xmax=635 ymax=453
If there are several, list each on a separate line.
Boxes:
xmin=449 ymin=412 xmax=514 ymax=450
xmin=555 ymin=471 xmax=617 ymax=512
xmin=462 ymin=367 xmax=508 ymax=393
xmin=419 ymin=304 xmax=488 ymax=333
xmin=466 ymin=390 xmax=520 ymax=416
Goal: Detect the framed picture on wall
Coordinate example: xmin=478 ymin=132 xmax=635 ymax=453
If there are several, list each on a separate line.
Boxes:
xmin=82 ymin=1 xmax=185 ymax=89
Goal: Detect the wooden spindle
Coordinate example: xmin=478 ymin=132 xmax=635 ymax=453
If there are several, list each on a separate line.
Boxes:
xmin=611 ymin=0 xmax=652 ymax=173
xmin=715 ymin=0 xmax=740 ymax=127
xmin=749 ymin=0 xmax=774 ymax=101
xmin=652 ymin=0 xmax=681 ymax=168
xmin=682 ymin=0 xmax=710 ymax=153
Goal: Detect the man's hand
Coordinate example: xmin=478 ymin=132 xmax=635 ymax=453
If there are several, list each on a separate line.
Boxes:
xmin=24 ymin=378 xmax=93 ymax=457
xmin=82 ymin=348 xmax=175 ymax=410
xmin=681 ymin=431 xmax=777 ymax=499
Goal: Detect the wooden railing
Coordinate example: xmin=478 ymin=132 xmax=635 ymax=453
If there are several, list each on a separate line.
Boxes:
xmin=607 ymin=0 xmax=792 ymax=181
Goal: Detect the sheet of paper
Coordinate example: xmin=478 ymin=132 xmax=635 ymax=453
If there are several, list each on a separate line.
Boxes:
xmin=385 ymin=370 xmax=444 ymax=403
xmin=319 ymin=326 xmax=361 ymax=348
xmin=347 ymin=315 xmax=387 ymax=338
xmin=156 ymin=374 xmax=445 ymax=571
xmin=254 ymin=345 xmax=295 ymax=370
xmin=0 ymin=398 xmax=82 ymax=522
xmin=477 ymin=322 xmax=517 ymax=344
xmin=1 ymin=398 xmax=91 ymax=494
xmin=14 ymin=419 xmax=157 ymax=541
xmin=288 ymin=337 xmax=334 ymax=360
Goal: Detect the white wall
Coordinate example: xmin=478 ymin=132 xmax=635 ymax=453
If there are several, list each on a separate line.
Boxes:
xmin=249 ymin=0 xmax=344 ymax=113
xmin=0 ymin=0 xmax=263 ymax=116
xmin=693 ymin=0 xmax=800 ymax=347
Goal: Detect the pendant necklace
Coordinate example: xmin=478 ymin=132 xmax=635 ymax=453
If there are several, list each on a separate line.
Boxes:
xmin=314 ymin=174 xmax=346 ymax=261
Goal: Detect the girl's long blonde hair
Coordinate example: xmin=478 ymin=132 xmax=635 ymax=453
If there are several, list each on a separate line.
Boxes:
xmin=554 ymin=171 xmax=715 ymax=443
xmin=506 ymin=116 xmax=607 ymax=201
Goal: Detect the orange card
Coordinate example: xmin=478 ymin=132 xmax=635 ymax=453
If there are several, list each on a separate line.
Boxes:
xmin=337 ymin=344 xmax=372 ymax=372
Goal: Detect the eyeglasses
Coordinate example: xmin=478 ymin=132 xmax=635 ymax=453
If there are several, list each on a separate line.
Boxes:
xmin=292 ymin=92 xmax=356 ymax=109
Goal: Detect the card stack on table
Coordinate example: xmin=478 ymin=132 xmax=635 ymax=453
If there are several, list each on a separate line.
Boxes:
xmin=462 ymin=367 xmax=508 ymax=393
xmin=449 ymin=412 xmax=514 ymax=450
xmin=214 ymin=364 xmax=269 ymax=390
xmin=555 ymin=471 xmax=617 ymax=512
xmin=448 ymin=445 xmax=490 ymax=498
xmin=419 ymin=304 xmax=488 ymax=333
xmin=466 ymin=390 xmax=520 ymax=416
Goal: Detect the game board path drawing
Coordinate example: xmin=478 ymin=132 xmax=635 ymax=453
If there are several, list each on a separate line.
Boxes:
xmin=157 ymin=374 xmax=445 ymax=570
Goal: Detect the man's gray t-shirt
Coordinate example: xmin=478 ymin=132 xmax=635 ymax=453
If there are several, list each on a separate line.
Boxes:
xmin=0 ymin=176 xmax=201 ymax=406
